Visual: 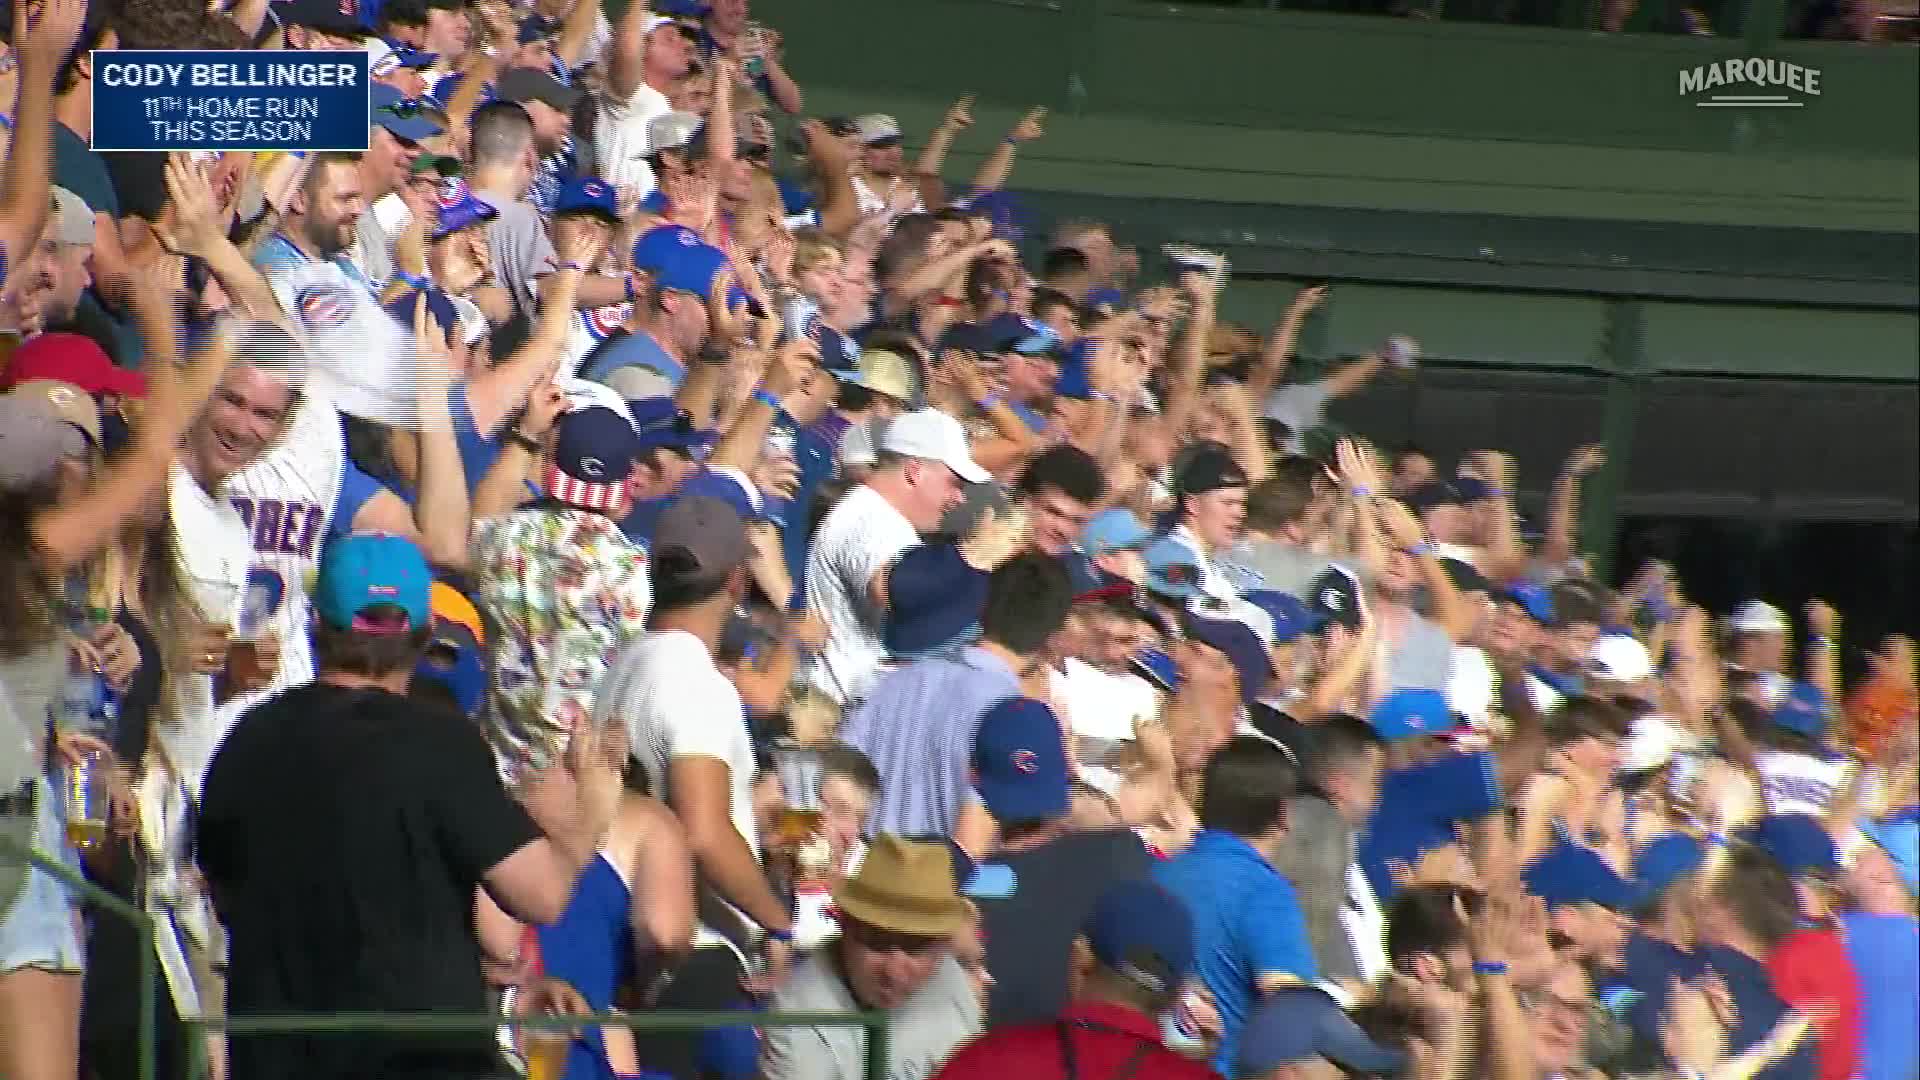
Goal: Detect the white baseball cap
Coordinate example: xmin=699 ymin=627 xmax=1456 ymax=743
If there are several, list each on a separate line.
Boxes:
xmin=879 ymin=408 xmax=988 ymax=484
xmin=1618 ymin=713 xmax=1700 ymax=774
xmin=1589 ymin=633 xmax=1653 ymax=685
xmin=1730 ymin=600 xmax=1789 ymax=634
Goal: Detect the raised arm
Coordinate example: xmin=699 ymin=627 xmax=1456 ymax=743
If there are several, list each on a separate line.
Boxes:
xmin=967 ymin=107 xmax=1044 ymax=196
xmin=911 ymin=96 xmax=972 ymax=209
xmin=0 ymin=0 xmax=84 ymax=273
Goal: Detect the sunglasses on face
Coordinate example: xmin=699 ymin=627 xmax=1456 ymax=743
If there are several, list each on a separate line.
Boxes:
xmin=839 ymin=918 xmax=945 ymax=956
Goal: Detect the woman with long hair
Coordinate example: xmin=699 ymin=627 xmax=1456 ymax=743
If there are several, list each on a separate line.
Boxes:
xmin=0 ymin=332 xmax=232 ymax=1080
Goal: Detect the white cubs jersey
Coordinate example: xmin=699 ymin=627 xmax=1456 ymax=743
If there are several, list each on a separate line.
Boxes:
xmin=208 ymin=390 xmax=348 ymax=775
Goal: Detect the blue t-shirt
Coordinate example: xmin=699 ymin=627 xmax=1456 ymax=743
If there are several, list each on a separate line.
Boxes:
xmin=1153 ymin=830 xmax=1318 ymax=1076
xmin=778 ymin=423 xmax=837 ymax=602
xmin=1700 ymin=945 xmax=1817 ymax=1080
xmin=578 ymin=329 xmax=685 ymax=388
xmin=1360 ymin=750 xmax=1503 ymax=902
xmin=1615 ymin=931 xmax=1709 ymax=1049
xmin=1839 ymin=911 xmax=1919 ymax=1080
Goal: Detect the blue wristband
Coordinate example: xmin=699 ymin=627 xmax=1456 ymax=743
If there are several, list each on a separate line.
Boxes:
xmin=1472 ymin=961 xmax=1509 ymax=976
xmin=977 ymin=393 xmax=1003 ymax=412
xmin=1411 ymin=540 xmax=1439 ymax=557
xmin=392 ymin=270 xmax=430 ymax=292
xmin=751 ymin=388 xmax=782 ymax=411
xmin=765 ymin=927 xmax=794 ymax=944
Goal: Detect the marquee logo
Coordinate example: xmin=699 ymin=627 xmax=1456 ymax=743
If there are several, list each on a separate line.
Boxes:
xmin=1680 ymin=57 xmax=1821 ymax=108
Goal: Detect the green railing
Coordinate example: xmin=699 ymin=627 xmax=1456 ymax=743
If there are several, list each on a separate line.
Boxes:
xmin=1 ymin=832 xmax=886 ymax=1080
xmin=0 ymin=831 xmax=159 ymax=1080
xmin=183 ymin=1008 xmax=892 ymax=1079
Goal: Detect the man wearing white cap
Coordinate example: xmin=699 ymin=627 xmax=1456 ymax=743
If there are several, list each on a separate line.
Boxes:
xmin=802 ymin=408 xmax=988 ymax=709
xmin=1728 ymin=599 xmax=1793 ymax=706
xmin=595 ymin=7 xmax=701 ymax=195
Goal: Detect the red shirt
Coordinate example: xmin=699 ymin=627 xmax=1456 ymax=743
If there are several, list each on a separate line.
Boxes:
xmin=1766 ymin=926 xmax=1865 ymax=1080
xmin=932 ymin=1000 xmax=1220 ymax=1080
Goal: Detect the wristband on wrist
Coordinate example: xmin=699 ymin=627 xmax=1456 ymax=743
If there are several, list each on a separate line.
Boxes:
xmin=1350 ymin=485 xmax=1372 ymax=499
xmin=1472 ymin=960 xmax=1509 ymax=976
xmin=1706 ymin=831 xmax=1730 ymax=847
xmin=977 ymin=393 xmax=1004 ymax=412
xmin=1087 ymin=390 xmax=1112 ymax=403
xmin=765 ymin=927 xmax=794 ymax=944
xmin=751 ymin=388 xmax=782 ymax=411
xmin=624 ymin=275 xmax=640 ymax=302
xmin=1410 ymin=540 xmax=1439 ymax=557
xmin=392 ymin=270 xmax=430 ymax=291
xmin=558 ymin=261 xmax=589 ymax=273
xmin=1810 ymin=634 xmax=1834 ymax=647
xmin=1003 ymin=135 xmax=1020 ymax=146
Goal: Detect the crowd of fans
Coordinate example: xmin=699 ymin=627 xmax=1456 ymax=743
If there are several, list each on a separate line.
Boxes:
xmin=0 ymin=0 xmax=1916 ymax=1078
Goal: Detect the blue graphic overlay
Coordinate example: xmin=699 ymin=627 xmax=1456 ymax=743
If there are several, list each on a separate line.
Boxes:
xmin=91 ymin=50 xmax=371 ymax=152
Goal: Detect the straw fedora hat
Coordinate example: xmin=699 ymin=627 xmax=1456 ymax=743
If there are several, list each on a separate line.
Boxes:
xmin=830 ymin=835 xmax=970 ymax=938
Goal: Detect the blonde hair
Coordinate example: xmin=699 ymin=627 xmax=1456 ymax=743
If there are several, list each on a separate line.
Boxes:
xmin=792 ymin=230 xmax=843 ymax=276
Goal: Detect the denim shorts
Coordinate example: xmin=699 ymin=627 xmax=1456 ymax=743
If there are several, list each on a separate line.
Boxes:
xmin=0 ymin=776 xmax=86 ymax=974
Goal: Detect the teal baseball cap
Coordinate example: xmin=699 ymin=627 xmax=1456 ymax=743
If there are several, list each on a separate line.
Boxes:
xmin=314 ymin=533 xmax=432 ymax=633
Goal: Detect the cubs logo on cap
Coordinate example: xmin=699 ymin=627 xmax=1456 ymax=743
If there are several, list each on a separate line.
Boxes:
xmin=438 ymin=177 xmax=471 ymax=209
xmin=297 ymin=285 xmax=354 ymax=331
xmin=1011 ymin=749 xmax=1038 ymax=774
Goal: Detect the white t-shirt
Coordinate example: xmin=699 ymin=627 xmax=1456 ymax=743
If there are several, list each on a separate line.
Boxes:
xmin=1056 ymin=658 xmax=1158 ymax=761
xmin=595 ymin=629 xmax=760 ymax=944
xmin=1448 ymin=645 xmax=1497 ymax=730
xmin=802 ymin=484 xmax=921 ymax=706
xmin=1757 ymin=750 xmax=1851 ymax=817
xmin=206 ymin=391 xmax=349 ymax=791
xmin=593 ymin=82 xmax=672 ymax=196
xmin=1168 ymin=524 xmax=1241 ymax=605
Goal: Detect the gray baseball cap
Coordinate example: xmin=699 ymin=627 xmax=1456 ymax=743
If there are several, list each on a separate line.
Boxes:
xmin=0 ymin=394 xmax=81 ymax=493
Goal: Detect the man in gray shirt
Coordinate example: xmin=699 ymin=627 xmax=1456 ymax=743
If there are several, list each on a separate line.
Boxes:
xmin=1221 ymin=467 xmax=1336 ymax=598
xmin=762 ymin=836 xmax=982 ymax=1080
xmin=1270 ymin=715 xmax=1389 ymax=993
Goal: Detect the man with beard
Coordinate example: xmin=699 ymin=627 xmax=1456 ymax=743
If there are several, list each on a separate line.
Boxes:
xmin=251 ymin=153 xmax=373 ymax=289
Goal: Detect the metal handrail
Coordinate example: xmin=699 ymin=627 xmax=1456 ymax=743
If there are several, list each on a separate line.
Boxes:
xmin=184 ymin=1006 xmax=892 ymax=1079
xmin=0 ymin=831 xmax=158 ymax=1080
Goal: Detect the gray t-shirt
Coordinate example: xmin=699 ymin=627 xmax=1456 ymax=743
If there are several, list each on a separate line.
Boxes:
xmin=1387 ymin=612 xmax=1455 ymax=692
xmin=762 ymin=951 xmax=980 ymax=1080
xmin=471 ymin=186 xmax=556 ymax=321
xmin=1220 ymin=539 xmax=1336 ymax=599
xmin=354 ymin=212 xmax=394 ymax=288
xmin=0 ymin=642 xmax=61 ymax=793
xmin=1263 ymin=378 xmax=1334 ymax=454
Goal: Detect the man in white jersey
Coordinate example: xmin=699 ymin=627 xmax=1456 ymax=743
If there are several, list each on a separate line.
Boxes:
xmin=171 ymin=321 xmax=471 ymax=794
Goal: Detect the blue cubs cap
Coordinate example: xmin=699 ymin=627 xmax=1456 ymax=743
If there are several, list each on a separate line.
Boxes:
xmin=431 ymin=177 xmax=497 ymax=240
xmin=1078 ymin=508 xmax=1152 ymax=558
xmin=972 ymin=697 xmax=1070 ymax=823
xmin=383 ymin=287 xmax=458 ymax=340
xmin=1132 ymin=646 xmax=1179 ymax=693
xmin=674 ymin=469 xmax=760 ymax=525
xmin=1142 ymin=534 xmax=1203 ymax=600
xmin=555 ymin=175 xmax=620 ymax=221
xmin=314 ymin=533 xmax=431 ymax=633
xmin=1243 ymin=589 xmax=1328 ymax=644
xmin=633 ymin=224 xmax=706 ymax=273
xmin=1503 ymin=579 xmax=1556 ymax=625
xmin=1452 ymin=475 xmax=1497 ymax=503
xmin=1740 ymin=813 xmax=1840 ymax=876
xmin=1368 ymin=688 xmax=1453 ymax=743
xmin=1084 ymin=881 xmax=1194 ymax=996
xmin=370 ymin=82 xmax=441 ymax=142
xmin=1082 ymin=286 xmax=1127 ymax=316
xmin=1239 ymin=987 xmax=1410 ymax=1076
xmin=1769 ymin=681 xmax=1830 ymax=740
xmin=1053 ymin=338 xmax=1097 ymax=400
xmin=1632 ymin=832 xmax=1706 ymax=900
xmin=656 ymin=242 xmax=732 ymax=301
xmin=280 ymin=0 xmax=370 ymax=38
xmin=1523 ymin=835 xmax=1647 ymax=911
xmin=883 ymin=542 xmax=986 ymax=659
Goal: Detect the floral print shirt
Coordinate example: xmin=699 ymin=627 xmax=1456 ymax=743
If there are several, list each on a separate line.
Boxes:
xmin=470 ymin=507 xmax=651 ymax=782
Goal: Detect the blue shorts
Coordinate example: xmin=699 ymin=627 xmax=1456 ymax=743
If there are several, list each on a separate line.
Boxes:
xmin=0 ymin=776 xmax=86 ymax=975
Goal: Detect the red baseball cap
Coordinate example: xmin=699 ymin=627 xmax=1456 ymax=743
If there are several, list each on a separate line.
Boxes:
xmin=1 ymin=333 xmax=146 ymax=399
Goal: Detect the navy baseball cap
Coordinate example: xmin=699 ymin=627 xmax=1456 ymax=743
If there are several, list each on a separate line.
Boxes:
xmin=1309 ymin=565 xmax=1363 ymax=631
xmin=629 ymin=396 xmax=716 ymax=455
xmin=971 ymin=697 xmax=1070 ymax=823
xmin=1632 ymin=832 xmax=1706 ymax=899
xmin=1083 ymin=881 xmax=1194 ymax=996
xmin=1740 ymin=813 xmax=1840 ymax=876
xmin=555 ymin=175 xmax=620 ymax=222
xmin=1185 ymin=613 xmax=1273 ymax=707
xmin=279 ymin=0 xmax=369 ymax=37
xmin=1239 ymin=987 xmax=1410 ymax=1077
xmin=1243 ymin=589 xmax=1327 ymax=644
xmin=546 ymin=406 xmax=639 ymax=513
xmin=431 ymin=177 xmax=496 ymax=240
xmin=1503 ymin=579 xmax=1555 ymax=624
xmin=1405 ymin=479 xmax=1465 ymax=514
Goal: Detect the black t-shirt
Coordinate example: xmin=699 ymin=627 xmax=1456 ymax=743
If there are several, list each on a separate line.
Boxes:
xmin=198 ymin=682 xmax=540 ymax=1080
xmin=976 ymin=827 xmax=1154 ymax=1028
